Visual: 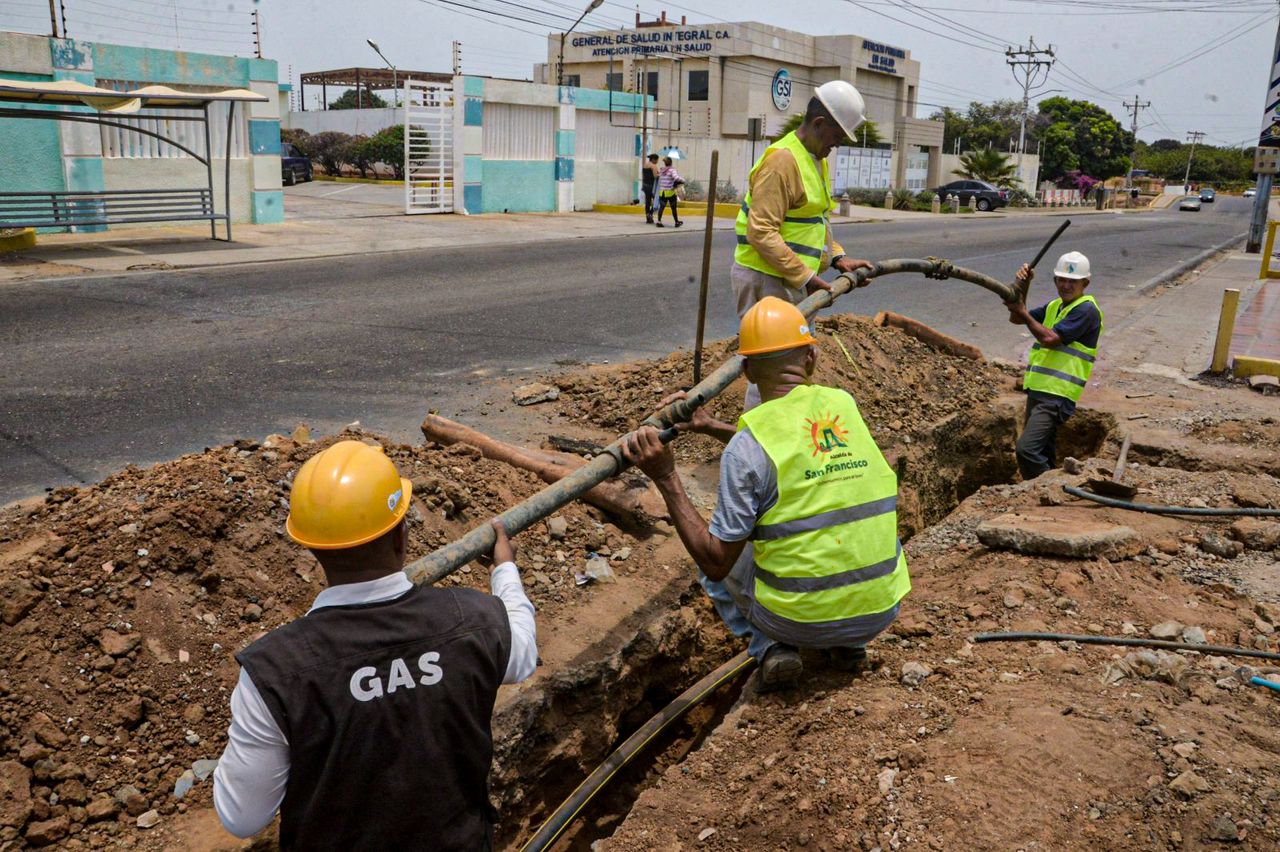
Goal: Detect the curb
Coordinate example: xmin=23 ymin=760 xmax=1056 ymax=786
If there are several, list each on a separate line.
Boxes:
xmin=0 ymin=228 xmax=37 ymax=253
xmin=1135 ymin=233 xmax=1247 ymax=296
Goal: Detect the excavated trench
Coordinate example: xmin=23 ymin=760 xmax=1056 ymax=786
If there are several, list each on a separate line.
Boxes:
xmin=487 ymin=400 xmax=1116 ymax=850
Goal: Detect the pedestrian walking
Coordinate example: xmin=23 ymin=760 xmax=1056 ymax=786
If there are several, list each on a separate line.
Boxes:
xmin=641 ymin=153 xmax=660 ymax=224
xmin=655 ymin=156 xmax=683 ymax=228
xmin=1005 ymin=252 xmax=1104 ymax=481
xmin=213 ymin=440 xmax=537 ymax=850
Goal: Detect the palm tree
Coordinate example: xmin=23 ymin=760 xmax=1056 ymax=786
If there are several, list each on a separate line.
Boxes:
xmin=773 ymin=113 xmax=881 ymax=146
xmin=957 ymin=149 xmax=1020 ymax=187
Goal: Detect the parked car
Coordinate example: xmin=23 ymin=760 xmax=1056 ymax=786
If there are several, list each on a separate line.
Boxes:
xmin=1179 ymin=194 xmax=1202 ymax=211
xmin=1199 ymin=187 xmax=1216 ymax=202
xmin=281 ymin=143 xmax=313 ymax=185
xmin=932 ymin=179 xmax=1009 ymax=211
xmin=1244 ymin=187 xmax=1257 ymax=198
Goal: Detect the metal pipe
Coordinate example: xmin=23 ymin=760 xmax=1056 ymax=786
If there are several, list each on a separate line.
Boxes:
xmin=1063 ymin=485 xmax=1280 ymax=517
xmin=693 ymin=149 xmax=719 ymax=384
xmin=975 ymin=631 xmax=1280 ymax=662
xmin=224 ymin=101 xmax=234 ymax=241
xmin=404 ymin=259 xmax=1015 ymax=585
xmin=204 ymin=103 xmax=215 ymax=240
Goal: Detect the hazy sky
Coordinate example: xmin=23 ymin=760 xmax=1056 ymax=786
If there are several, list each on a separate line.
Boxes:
xmin=4 ymin=0 xmax=1276 ymax=145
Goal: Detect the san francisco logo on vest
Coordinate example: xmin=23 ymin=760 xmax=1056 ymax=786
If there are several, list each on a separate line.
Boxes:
xmin=807 ymin=412 xmax=849 ymax=456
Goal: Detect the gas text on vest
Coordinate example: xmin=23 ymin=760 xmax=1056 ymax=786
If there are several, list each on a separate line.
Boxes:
xmin=349 ymin=652 xmax=445 ymax=702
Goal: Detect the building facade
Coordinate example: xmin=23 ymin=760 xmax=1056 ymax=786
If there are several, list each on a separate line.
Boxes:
xmin=537 ymin=16 xmax=944 ymax=191
xmin=0 ymin=30 xmax=283 ymax=227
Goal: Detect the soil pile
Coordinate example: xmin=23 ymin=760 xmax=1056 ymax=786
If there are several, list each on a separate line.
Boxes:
xmin=598 ymin=463 xmax=1280 ymax=851
xmin=0 ymin=428 xmax=661 ymax=849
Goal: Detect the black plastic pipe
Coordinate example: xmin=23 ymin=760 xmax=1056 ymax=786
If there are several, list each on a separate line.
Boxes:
xmin=518 ymin=650 xmax=757 ymax=852
xmin=974 ymin=631 xmax=1280 ymax=662
xmin=1063 ymin=485 xmax=1280 ymax=517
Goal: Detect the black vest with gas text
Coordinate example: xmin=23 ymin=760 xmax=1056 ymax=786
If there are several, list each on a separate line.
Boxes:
xmin=236 ymin=583 xmax=512 ymax=851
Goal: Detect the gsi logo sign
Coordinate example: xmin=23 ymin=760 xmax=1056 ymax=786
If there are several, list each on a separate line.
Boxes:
xmin=771 ymin=68 xmax=792 ymax=112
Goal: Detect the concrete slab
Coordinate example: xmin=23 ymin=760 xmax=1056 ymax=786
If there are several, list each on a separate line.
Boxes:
xmin=977 ymin=511 xmax=1144 ymax=559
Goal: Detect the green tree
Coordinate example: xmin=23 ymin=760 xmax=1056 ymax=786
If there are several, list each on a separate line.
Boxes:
xmin=281 ymin=127 xmax=311 ymax=153
xmin=956 ymin=149 xmax=1019 ymax=186
xmin=329 ymin=87 xmax=388 ymax=110
xmin=1035 ymin=97 xmax=1133 ymax=181
xmin=307 ymin=131 xmax=353 ymax=175
xmin=929 ymin=100 xmax=1026 ymax=153
xmin=363 ymin=125 xmax=406 ymax=179
xmin=773 ymin=113 xmax=882 ymax=146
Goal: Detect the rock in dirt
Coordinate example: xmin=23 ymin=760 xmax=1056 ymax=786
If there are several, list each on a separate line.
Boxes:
xmin=192 ymin=759 xmax=219 ymax=781
xmin=1181 ymin=625 xmax=1207 ymax=645
xmin=111 ymin=695 xmax=146 ymax=730
xmin=877 ymin=767 xmax=899 ymax=794
xmin=1230 ymin=518 xmax=1280 ymax=551
xmin=1199 ymin=533 xmax=1243 ymax=559
xmin=697 ymin=827 xmax=717 ymax=842
xmin=901 ymin=661 xmax=932 ymax=687
xmin=1207 ymin=813 xmax=1240 ymax=842
xmin=28 ymin=712 xmax=66 ymax=749
xmin=24 ymin=816 xmax=69 ymax=846
xmin=546 ymin=517 xmax=568 ymax=540
xmin=512 ymin=383 xmax=560 ymax=406
xmin=136 ymin=808 xmax=161 ymax=828
xmin=0 ymin=761 xmax=32 ymax=828
xmin=976 ymin=513 xmax=1142 ymax=560
xmin=1063 ymin=457 xmax=1085 ymax=474
xmin=0 ymin=580 xmax=42 ymax=626
xmin=1149 ymin=620 xmax=1184 ymax=640
xmin=1104 ymin=650 xmax=1187 ymax=685
xmin=1169 ymin=770 xmax=1210 ymax=799
xmin=99 ymin=628 xmax=141 ymax=657
xmin=1232 ymin=482 xmax=1275 ymax=509
xmin=84 ymin=795 xmax=117 ymax=821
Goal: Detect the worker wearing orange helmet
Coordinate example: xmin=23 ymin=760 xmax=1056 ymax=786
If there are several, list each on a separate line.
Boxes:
xmin=626 ymin=298 xmax=909 ymax=691
xmin=212 ymin=440 xmax=537 ymax=849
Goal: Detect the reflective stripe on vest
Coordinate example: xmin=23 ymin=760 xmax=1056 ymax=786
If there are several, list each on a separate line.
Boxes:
xmin=734 ymin=132 xmax=832 ymax=277
xmin=738 ymin=385 xmax=911 ymax=627
xmin=1022 ymin=294 xmax=1104 ymax=403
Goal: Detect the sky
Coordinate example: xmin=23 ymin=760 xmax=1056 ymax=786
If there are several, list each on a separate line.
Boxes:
xmin=3 ymin=0 xmax=1276 ymax=146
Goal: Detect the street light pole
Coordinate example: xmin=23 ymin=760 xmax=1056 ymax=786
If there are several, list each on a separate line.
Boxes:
xmin=367 ymin=39 xmax=398 ymax=108
xmin=558 ymin=0 xmax=603 ymax=87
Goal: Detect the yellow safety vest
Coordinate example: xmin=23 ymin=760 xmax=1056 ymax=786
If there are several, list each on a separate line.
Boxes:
xmin=734 ymin=131 xmax=832 ymax=277
xmin=738 ymin=385 xmax=910 ymax=629
xmin=1023 ymin=295 xmax=1104 ymax=403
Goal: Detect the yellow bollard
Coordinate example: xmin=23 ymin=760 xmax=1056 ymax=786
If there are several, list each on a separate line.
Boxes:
xmin=1210 ymin=288 xmax=1241 ymax=374
xmin=1262 ymin=221 xmax=1280 ymax=280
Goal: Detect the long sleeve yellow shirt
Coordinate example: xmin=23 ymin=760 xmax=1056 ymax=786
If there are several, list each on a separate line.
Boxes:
xmin=744 ymin=147 xmax=845 ymax=288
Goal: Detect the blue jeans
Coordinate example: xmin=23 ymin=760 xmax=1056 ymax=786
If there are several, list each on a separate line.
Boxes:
xmin=698 ymin=572 xmax=777 ymax=661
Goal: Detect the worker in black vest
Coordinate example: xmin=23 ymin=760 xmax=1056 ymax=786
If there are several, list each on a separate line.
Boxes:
xmin=212 ymin=440 xmax=537 ymax=850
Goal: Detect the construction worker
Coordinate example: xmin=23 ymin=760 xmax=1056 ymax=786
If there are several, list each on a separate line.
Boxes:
xmin=734 ymin=80 xmax=874 ymax=408
xmin=626 ymin=297 xmax=910 ymax=691
xmin=212 ymin=440 xmax=537 ymax=850
xmin=1005 ymin=252 xmax=1104 ymax=480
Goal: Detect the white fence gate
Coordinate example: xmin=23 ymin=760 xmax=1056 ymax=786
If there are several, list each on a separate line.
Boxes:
xmin=404 ymin=80 xmax=454 ymax=214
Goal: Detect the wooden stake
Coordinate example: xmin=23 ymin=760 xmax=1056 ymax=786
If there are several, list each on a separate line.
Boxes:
xmin=693 ymin=149 xmax=719 ymax=385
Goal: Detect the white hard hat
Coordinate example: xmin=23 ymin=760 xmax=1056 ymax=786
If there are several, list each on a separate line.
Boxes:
xmin=1053 ymin=251 xmax=1091 ymax=280
xmin=815 ymin=80 xmax=866 ymax=139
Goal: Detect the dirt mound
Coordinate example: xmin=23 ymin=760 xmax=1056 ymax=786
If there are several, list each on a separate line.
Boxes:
xmin=0 ymin=428 xmax=664 ymax=849
xmin=597 ymin=465 xmax=1280 ymax=851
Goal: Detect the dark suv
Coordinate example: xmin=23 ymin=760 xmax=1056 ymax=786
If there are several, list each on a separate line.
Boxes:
xmin=281 ymin=142 xmax=313 ymax=186
xmin=933 ymin=179 xmax=1008 ymax=211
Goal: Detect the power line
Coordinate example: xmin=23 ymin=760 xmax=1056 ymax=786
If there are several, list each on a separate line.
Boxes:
xmin=1006 ymin=36 xmax=1055 ymax=181
xmin=1123 ymin=95 xmax=1151 ymax=187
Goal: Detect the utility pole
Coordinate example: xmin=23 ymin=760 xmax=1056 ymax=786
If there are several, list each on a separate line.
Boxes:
xmin=1122 ymin=95 xmax=1150 ymax=189
xmin=1182 ymin=130 xmax=1205 ymax=191
xmin=1006 ymin=36 xmax=1055 ymax=188
xmin=1247 ymin=7 xmax=1280 ymax=254
xmin=252 ymin=10 xmax=262 ymax=59
xmin=452 ymin=41 xmax=461 ymax=77
xmin=47 ymin=0 xmax=59 ymax=37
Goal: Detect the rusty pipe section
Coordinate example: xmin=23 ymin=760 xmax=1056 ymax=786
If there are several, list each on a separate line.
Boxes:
xmin=404 ymin=258 xmax=1012 ymax=585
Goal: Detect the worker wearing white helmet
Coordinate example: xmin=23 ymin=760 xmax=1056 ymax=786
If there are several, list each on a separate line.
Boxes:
xmin=733 ymin=81 xmax=875 ymax=408
xmin=1005 ymin=251 xmax=1105 ymax=480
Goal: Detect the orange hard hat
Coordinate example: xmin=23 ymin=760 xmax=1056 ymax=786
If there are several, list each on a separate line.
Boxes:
xmin=286 ymin=440 xmax=412 ymax=549
xmin=738 ymin=296 xmax=817 ymax=356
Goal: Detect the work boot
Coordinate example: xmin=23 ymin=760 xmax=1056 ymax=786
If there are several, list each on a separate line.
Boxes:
xmin=824 ymin=645 xmax=868 ymax=673
xmin=758 ymin=644 xmax=802 ymax=692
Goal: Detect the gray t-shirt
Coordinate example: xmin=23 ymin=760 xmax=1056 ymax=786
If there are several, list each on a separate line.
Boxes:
xmin=708 ymin=426 xmax=779 ymax=542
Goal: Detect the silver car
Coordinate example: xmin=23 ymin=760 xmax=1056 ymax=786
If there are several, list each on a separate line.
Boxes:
xmin=1244 ymin=187 xmax=1257 ymax=198
xmin=1179 ymin=194 xmax=1202 ymax=211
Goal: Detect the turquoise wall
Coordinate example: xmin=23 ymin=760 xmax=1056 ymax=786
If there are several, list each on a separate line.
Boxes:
xmin=93 ymin=44 xmax=248 ymax=86
xmin=481 ymin=162 xmax=555 ymax=213
xmin=0 ymin=72 xmax=65 ymax=197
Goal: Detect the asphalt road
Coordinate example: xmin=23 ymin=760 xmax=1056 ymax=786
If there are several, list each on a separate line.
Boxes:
xmin=0 ymin=196 xmax=1252 ymax=503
